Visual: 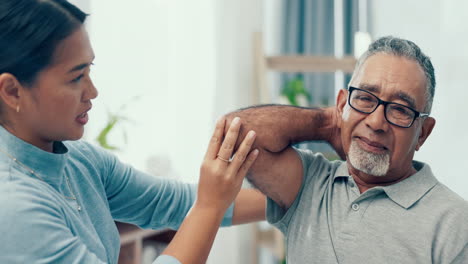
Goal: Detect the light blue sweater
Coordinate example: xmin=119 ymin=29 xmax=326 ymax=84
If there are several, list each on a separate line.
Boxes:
xmin=0 ymin=126 xmax=232 ymax=263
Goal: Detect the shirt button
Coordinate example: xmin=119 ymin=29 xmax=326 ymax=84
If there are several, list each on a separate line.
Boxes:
xmin=352 ymin=203 xmax=360 ymax=211
xmin=349 ymin=181 xmax=355 ymax=188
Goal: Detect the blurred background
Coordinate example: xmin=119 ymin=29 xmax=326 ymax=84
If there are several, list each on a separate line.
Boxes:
xmin=70 ymin=0 xmax=468 ymax=263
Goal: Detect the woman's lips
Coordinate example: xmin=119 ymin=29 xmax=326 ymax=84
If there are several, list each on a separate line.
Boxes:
xmin=76 ymin=110 xmax=89 ymax=125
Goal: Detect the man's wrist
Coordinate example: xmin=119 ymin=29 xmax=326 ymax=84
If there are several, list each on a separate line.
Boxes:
xmin=319 ymin=106 xmax=339 ymax=143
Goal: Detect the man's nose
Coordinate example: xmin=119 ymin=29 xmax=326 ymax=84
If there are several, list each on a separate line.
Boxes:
xmin=365 ymin=104 xmax=389 ymax=132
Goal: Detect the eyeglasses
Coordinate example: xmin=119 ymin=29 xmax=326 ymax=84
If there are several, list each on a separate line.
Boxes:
xmin=347 ymin=86 xmax=429 ymax=128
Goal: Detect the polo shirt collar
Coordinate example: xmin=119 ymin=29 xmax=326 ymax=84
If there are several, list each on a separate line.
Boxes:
xmin=383 ymin=161 xmax=438 ymax=209
xmin=334 ymin=160 xmax=438 ymax=209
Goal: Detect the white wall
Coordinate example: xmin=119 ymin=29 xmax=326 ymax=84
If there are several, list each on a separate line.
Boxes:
xmin=213 ymin=0 xmax=264 ymax=113
xmin=371 ymin=0 xmax=468 ymax=199
xmin=86 ymin=0 xmax=218 ymax=183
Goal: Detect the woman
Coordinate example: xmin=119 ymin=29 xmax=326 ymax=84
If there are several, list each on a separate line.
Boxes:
xmin=0 ymin=1 xmax=264 ymax=263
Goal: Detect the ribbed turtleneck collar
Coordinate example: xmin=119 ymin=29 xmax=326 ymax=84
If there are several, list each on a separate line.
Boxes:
xmin=0 ymin=125 xmax=69 ymax=186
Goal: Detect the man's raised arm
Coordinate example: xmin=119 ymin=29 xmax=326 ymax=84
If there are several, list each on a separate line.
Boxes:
xmin=224 ymin=105 xmax=342 ymax=209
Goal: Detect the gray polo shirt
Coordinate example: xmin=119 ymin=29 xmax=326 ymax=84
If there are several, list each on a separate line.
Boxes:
xmin=267 ymin=148 xmax=468 ymax=264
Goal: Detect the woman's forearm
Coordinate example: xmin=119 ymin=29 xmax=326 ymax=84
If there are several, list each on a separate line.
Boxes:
xmin=160 ymin=203 xmax=225 ymax=264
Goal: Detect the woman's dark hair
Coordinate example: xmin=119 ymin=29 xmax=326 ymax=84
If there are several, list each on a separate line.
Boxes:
xmin=0 ymin=0 xmax=87 ymax=86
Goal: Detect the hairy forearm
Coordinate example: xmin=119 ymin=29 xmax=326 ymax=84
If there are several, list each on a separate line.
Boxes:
xmin=227 ymin=104 xmax=338 ymax=153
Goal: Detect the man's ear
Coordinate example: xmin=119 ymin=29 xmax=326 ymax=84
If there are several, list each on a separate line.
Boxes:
xmin=335 ymin=89 xmax=348 ymax=128
xmin=0 ymin=73 xmax=22 ymax=111
xmin=415 ymin=117 xmax=436 ymax=151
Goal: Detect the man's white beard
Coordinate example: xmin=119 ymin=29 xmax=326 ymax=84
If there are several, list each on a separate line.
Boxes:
xmin=348 ymin=140 xmax=390 ymax=176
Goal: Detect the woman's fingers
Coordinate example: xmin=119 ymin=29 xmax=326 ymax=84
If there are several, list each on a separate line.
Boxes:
xmin=197 ymin=117 xmax=259 ymax=211
xmin=227 ymin=130 xmax=256 ymax=174
xmin=204 ymin=118 xmax=226 ymax=160
xmin=216 ymin=117 xmax=241 ymax=162
xmin=236 ymin=149 xmax=259 ymax=178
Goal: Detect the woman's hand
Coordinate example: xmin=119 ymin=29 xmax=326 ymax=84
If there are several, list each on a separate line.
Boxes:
xmin=158 ymin=117 xmax=258 ymax=264
xmin=197 ymin=117 xmax=259 ymax=212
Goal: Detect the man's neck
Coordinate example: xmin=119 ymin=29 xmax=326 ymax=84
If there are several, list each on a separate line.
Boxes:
xmin=348 ymin=162 xmax=417 ymax=193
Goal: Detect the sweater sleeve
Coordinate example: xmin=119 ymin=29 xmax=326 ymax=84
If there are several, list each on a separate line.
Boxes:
xmin=85 ymin=142 xmax=233 ymax=230
xmin=0 ymin=186 xmax=107 ymax=264
xmin=152 ymin=255 xmax=182 ymax=264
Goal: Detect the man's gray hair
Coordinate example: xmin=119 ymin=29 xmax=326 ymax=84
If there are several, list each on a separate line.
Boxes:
xmin=352 ymin=36 xmax=436 ymax=113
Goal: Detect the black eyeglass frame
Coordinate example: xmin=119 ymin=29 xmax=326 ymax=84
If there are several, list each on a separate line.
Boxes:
xmin=347 ymin=86 xmax=430 ymax=128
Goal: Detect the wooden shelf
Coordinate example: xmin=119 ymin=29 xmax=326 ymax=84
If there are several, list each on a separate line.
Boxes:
xmin=253 ymin=224 xmax=285 ymax=262
xmin=265 ymin=55 xmax=356 ymax=73
xmin=253 ymin=31 xmax=357 ymax=104
xmin=117 ymin=222 xmax=176 ymax=264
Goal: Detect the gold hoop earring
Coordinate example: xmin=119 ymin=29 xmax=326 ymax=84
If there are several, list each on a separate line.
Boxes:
xmin=16 ymin=105 xmax=20 ymax=113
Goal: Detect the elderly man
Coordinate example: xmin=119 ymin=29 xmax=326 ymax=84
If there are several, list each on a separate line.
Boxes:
xmin=226 ymin=36 xmax=468 ymax=263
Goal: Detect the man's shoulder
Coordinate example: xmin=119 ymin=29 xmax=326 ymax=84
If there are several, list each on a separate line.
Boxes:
xmin=411 ymin=162 xmax=468 ymax=214
xmin=430 ymin=181 xmax=466 ymax=200
xmin=423 ymin=183 xmax=468 ymax=261
xmin=425 ymin=182 xmax=468 ymax=217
